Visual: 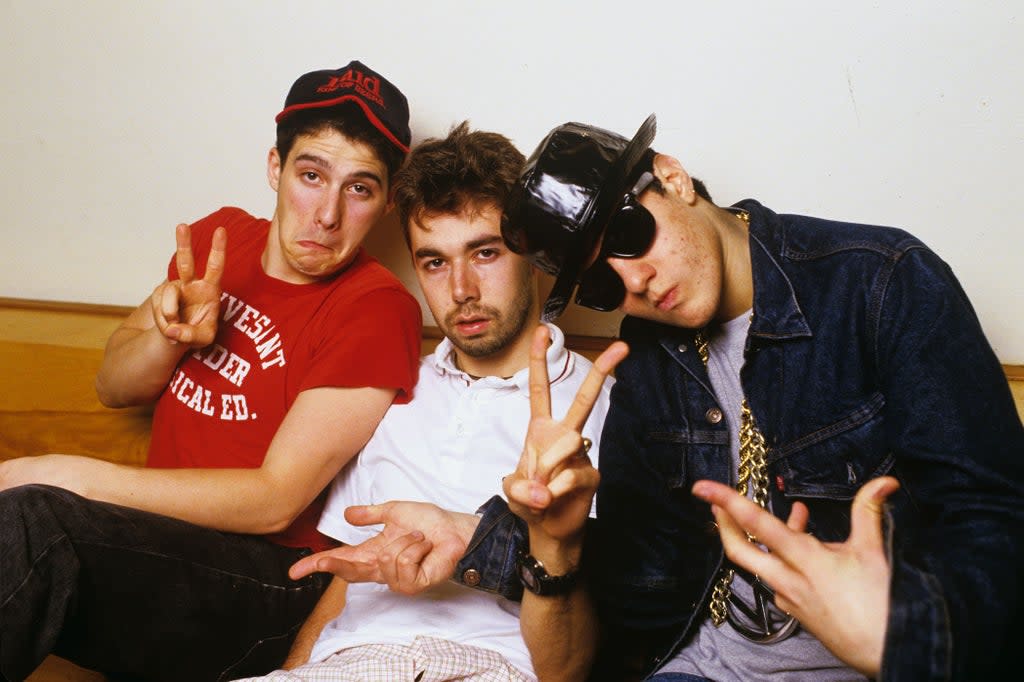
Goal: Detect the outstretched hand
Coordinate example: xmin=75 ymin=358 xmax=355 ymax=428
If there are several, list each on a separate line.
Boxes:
xmin=288 ymin=501 xmax=479 ymax=595
xmin=692 ymin=476 xmax=900 ymax=676
xmin=503 ymin=326 xmax=628 ymax=544
xmin=150 ymin=223 xmax=226 ymax=347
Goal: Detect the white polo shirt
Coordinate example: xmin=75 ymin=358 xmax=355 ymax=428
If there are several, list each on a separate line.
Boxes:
xmin=310 ymin=323 xmax=612 ymax=680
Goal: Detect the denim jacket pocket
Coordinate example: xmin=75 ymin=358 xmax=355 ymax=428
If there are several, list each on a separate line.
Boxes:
xmin=771 ymin=392 xmax=895 ymax=540
xmin=646 ymin=428 xmax=728 ymax=490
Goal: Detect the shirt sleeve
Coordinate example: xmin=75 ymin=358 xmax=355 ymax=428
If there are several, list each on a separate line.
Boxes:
xmin=317 ymin=455 xmax=381 ymax=545
xmin=875 ymin=246 xmax=1024 ymax=680
xmin=299 ymin=282 xmax=423 ymax=404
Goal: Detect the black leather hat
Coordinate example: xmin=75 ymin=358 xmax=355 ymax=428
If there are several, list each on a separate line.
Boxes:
xmin=502 ymin=114 xmax=656 ymax=320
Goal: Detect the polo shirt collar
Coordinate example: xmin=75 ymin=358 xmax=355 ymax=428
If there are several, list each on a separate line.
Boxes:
xmin=430 ymin=321 xmax=574 ymax=394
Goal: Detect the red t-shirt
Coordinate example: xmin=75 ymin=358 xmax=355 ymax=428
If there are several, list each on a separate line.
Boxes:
xmin=147 ymin=207 xmax=421 ymax=551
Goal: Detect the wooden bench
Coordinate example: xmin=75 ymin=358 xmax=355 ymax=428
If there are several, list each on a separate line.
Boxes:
xmin=1 ymin=297 xmax=1021 ymax=681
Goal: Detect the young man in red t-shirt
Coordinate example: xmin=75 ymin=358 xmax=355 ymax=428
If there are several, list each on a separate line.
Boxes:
xmin=0 ymin=61 xmax=422 ymax=682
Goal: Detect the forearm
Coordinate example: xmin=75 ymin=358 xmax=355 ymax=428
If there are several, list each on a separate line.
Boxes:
xmin=522 ymin=587 xmax=597 ymax=681
xmin=107 ymin=466 xmax=300 ymax=532
xmin=95 ymin=323 xmax=187 ymax=407
xmin=521 ymin=530 xmax=596 ymax=680
xmin=4 ymin=454 xmax=305 ymax=534
xmin=284 ymin=576 xmax=347 ymax=668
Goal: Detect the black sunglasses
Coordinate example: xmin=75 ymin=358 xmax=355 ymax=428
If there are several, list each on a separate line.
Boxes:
xmin=575 ymin=172 xmax=657 ymax=311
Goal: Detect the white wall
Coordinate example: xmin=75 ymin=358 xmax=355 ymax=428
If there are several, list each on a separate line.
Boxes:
xmin=2 ymin=0 xmax=1021 ymax=362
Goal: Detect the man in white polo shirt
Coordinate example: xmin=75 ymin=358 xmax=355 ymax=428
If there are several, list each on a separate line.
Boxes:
xmin=238 ymin=123 xmax=618 ymax=681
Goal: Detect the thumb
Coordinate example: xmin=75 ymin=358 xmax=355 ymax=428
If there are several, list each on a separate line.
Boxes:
xmin=849 ymin=476 xmax=900 ymax=555
xmin=288 ymin=552 xmax=321 ymax=580
xmin=507 ymin=478 xmax=552 ymax=511
xmin=344 ymin=503 xmax=387 ymax=527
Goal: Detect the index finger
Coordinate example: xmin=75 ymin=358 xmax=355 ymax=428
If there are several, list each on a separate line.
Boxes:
xmin=528 ymin=325 xmax=552 ymax=420
xmin=561 ymin=340 xmax=629 ymax=431
xmin=202 ymin=226 xmax=227 ymax=286
xmin=289 ymin=547 xmax=350 ymax=580
xmin=692 ymin=480 xmax=810 ymax=563
xmin=174 ymin=223 xmax=195 ymax=283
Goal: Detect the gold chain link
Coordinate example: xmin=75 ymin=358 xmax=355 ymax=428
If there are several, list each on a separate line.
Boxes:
xmin=739 ymin=399 xmax=770 ymax=510
xmin=693 ymin=209 xmax=775 ymax=627
xmin=707 ymin=567 xmax=734 ymax=626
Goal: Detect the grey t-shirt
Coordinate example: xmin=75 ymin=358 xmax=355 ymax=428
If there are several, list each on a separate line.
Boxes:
xmin=657 ymin=311 xmax=864 ymax=681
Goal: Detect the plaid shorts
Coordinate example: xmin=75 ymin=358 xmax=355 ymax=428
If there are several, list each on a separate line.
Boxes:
xmin=233 ymin=636 xmax=530 ymax=682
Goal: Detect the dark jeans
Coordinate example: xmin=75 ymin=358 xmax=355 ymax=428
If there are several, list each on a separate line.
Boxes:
xmin=0 ymin=484 xmax=329 ymax=682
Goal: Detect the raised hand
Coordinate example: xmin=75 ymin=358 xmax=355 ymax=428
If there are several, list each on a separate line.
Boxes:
xmin=288 ymin=501 xmax=480 ymax=595
xmin=150 ymin=223 xmax=226 ymax=347
xmin=692 ymin=476 xmax=900 ymax=676
xmin=503 ymin=325 xmax=628 ymax=544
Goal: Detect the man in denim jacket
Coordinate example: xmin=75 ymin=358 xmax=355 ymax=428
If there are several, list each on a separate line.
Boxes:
xmin=301 ymin=115 xmax=1024 ymax=681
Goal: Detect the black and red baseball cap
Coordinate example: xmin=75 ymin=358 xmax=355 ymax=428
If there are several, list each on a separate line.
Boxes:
xmin=275 ymin=60 xmax=411 ymax=153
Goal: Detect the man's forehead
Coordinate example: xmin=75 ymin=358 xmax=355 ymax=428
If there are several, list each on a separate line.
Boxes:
xmin=289 ymin=130 xmax=386 ymax=176
xmin=410 ymin=209 xmax=503 ymax=252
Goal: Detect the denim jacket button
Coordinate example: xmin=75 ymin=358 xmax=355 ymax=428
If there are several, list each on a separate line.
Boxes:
xmin=461 ymin=568 xmax=482 ymax=587
xmin=705 ymin=407 xmax=724 ymax=424
xmin=677 ymin=344 xmax=688 ymax=353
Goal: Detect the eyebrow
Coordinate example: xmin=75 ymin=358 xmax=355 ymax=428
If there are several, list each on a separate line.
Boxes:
xmin=413 ymin=235 xmax=503 ymax=260
xmin=292 ymin=153 xmax=384 ymax=187
xmin=466 ymin=235 xmax=503 ymax=250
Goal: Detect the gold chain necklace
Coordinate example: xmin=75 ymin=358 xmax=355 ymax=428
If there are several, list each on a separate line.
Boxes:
xmin=699 ymin=209 xmax=798 ymax=643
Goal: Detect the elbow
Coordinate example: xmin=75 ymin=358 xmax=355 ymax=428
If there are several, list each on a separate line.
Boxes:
xmin=225 ymin=473 xmax=312 ymax=535
xmin=94 ymin=376 xmax=124 ymax=408
xmin=94 ymin=374 xmax=158 ymax=408
xmin=256 ymin=502 xmax=306 ymax=535
xmin=260 ymin=515 xmax=296 ymax=535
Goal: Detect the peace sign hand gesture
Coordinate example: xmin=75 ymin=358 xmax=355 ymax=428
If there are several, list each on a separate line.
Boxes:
xmin=149 ymin=223 xmax=226 ymax=348
xmin=503 ymin=325 xmax=628 ymax=547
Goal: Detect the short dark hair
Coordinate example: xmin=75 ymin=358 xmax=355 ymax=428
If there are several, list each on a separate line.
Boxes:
xmin=275 ymin=102 xmax=406 ymax=185
xmin=391 ymin=121 xmax=526 ymax=246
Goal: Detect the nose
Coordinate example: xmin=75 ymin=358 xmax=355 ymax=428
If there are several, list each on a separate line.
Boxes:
xmin=450 ymin=261 xmax=479 ymax=304
xmin=608 ymin=257 xmax=654 ymax=296
xmin=316 ymin=190 xmax=343 ymax=230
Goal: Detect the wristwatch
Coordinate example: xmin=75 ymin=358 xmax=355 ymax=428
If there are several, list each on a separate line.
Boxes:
xmin=517 ymin=552 xmax=579 ymax=596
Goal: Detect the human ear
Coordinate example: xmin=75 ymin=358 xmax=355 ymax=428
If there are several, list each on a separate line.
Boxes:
xmin=652 ymin=153 xmax=696 ymax=204
xmin=266 ymin=147 xmax=282 ymax=192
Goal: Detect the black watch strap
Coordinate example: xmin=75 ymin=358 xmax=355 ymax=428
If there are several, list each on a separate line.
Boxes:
xmin=517 ymin=551 xmax=579 ymax=596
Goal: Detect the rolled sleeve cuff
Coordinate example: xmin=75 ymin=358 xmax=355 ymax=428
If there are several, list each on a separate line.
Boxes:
xmin=452 ymin=495 xmax=527 ymax=601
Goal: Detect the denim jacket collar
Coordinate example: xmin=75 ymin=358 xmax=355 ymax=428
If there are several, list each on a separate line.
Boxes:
xmin=737 ymin=199 xmax=812 ymax=342
xmin=646 ymin=199 xmax=811 ymax=385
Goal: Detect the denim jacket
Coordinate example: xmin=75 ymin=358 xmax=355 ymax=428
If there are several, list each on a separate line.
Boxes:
xmin=455 ymin=200 xmax=1024 ymax=680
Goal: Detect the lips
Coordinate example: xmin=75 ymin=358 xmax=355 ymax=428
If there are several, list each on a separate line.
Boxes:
xmin=654 ymin=286 xmax=677 ymax=311
xmin=297 ymin=239 xmax=330 ymax=252
xmin=454 ymin=316 xmax=490 ymax=336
